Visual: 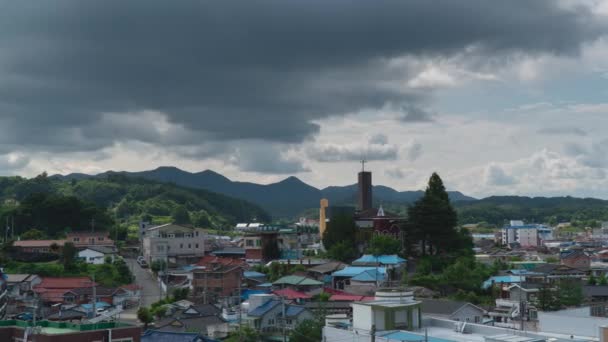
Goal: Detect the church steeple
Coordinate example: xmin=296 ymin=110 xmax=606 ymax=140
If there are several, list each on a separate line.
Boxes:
xmin=377 ymin=204 xmax=385 ymax=217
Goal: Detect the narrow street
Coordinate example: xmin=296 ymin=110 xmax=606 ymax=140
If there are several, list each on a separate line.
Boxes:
xmin=120 ymin=258 xmax=162 ymax=323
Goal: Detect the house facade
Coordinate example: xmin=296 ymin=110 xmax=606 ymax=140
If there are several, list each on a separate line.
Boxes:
xmin=142 ymin=223 xmax=207 ymax=265
xmin=66 ymin=231 xmax=114 ymax=248
xmin=192 ymin=255 xmax=247 ymax=302
xmin=78 ymin=246 xmax=117 ymax=264
xmin=13 ymin=240 xmax=65 ymax=253
xmin=246 ymin=294 xmax=314 ymax=336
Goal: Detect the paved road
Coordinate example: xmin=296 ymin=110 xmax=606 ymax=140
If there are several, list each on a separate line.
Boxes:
xmin=126 ymin=258 xmax=162 ymax=307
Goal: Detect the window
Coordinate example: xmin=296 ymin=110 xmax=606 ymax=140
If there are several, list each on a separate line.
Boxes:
xmin=188 ymin=244 xmax=191 ymax=248
xmin=180 ymin=244 xmax=183 ymax=249
xmin=157 ymin=245 xmax=164 ymax=252
xmin=195 ymin=231 xmax=199 ymax=236
xmin=73 ymin=237 xmax=80 ymax=242
xmin=286 ymin=319 xmax=292 ymax=325
xmin=268 ymin=318 xmax=275 ymax=325
xmin=98 ymin=237 xmax=104 ymax=241
xmin=255 ymin=239 xmax=261 ymax=247
xmin=195 ymin=244 xmax=199 ymax=248
xmin=246 ymin=240 xmax=254 ymax=247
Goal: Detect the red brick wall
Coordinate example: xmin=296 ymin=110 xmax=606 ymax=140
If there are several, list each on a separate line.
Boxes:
xmin=246 ymin=249 xmax=262 ymax=260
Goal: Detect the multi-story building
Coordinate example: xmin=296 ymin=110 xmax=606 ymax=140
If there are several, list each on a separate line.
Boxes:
xmin=142 ymin=223 xmax=207 ymax=265
xmin=501 ymin=221 xmax=553 ymax=248
xmin=192 ymin=255 xmax=247 ymax=303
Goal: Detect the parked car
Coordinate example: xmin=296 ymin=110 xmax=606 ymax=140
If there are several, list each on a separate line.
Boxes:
xmin=138 ymin=259 xmax=148 ymax=268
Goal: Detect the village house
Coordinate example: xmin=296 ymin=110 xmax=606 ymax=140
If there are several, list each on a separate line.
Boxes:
xmin=33 ymin=277 xmax=96 ymax=305
xmin=78 ymin=246 xmax=118 ymax=264
xmin=155 ymin=303 xmax=229 ymax=339
xmin=245 ymin=294 xmax=314 ymax=336
xmin=420 ymin=298 xmax=486 ymax=323
xmin=5 ymin=274 xmax=41 ymax=300
xmin=192 ymin=255 xmax=247 ymax=303
xmin=13 ymin=240 xmax=65 ymax=254
xmin=560 ymin=249 xmax=591 ymax=270
xmin=66 ymin=231 xmax=114 ymax=248
xmin=142 ymin=223 xmax=207 ymax=266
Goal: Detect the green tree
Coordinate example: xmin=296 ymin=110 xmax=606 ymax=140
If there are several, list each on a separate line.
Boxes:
xmin=367 ymin=234 xmax=401 ymax=256
xmin=326 ymin=241 xmax=358 ymax=263
xmin=536 ymin=284 xmax=560 ymax=311
xmin=289 ymin=319 xmax=323 ymax=342
xmin=137 ymin=307 xmax=154 ymax=329
xmin=600 ymin=275 xmax=608 ymax=286
xmin=322 ymin=214 xmax=357 ymax=251
xmin=151 ymin=259 xmax=167 ymax=274
xmin=61 ymin=242 xmax=78 ymax=270
xmin=406 ymin=173 xmax=459 ymax=255
xmin=558 ymin=279 xmax=583 ymax=307
xmin=20 ymin=229 xmax=46 ymax=240
xmin=588 ymin=275 xmax=597 ymax=286
xmin=225 ymin=326 xmax=260 ymax=342
xmin=171 ymin=205 xmax=191 ymax=225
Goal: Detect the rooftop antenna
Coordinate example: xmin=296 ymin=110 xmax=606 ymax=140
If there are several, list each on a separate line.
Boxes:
xmin=361 ymin=159 xmax=367 ymax=172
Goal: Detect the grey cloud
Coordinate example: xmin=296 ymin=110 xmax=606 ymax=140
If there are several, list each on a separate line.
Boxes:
xmin=406 ymin=143 xmax=423 ymax=161
xmin=0 ymin=153 xmax=30 ymax=173
xmin=484 ymin=164 xmax=517 ymax=186
xmin=400 ymin=105 xmax=435 ymax=123
xmin=307 ymin=135 xmax=399 ymax=162
xmin=230 ymin=144 xmax=309 ymax=174
xmin=0 ymin=0 xmax=604 ymax=159
xmin=385 ymin=168 xmax=405 ymax=179
xmin=537 ymin=127 xmax=587 ymax=136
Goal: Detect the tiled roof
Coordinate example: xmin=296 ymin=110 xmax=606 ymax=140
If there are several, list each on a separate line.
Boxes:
xmin=121 ymin=283 xmax=142 ymax=291
xmin=247 ymin=300 xmax=281 ymax=317
xmin=196 ymin=255 xmax=247 ymax=270
xmin=420 ymin=299 xmax=481 ymax=315
xmin=34 ymin=277 xmax=96 ymax=290
xmin=273 ymin=288 xmax=312 ymax=300
xmin=307 ymin=262 xmax=347 ymax=274
xmin=14 ymin=240 xmax=66 ymax=248
xmin=67 ymin=286 xmax=124 ymax=296
xmin=272 ymin=275 xmax=323 ymax=286
xmin=329 ymin=294 xmax=374 ymax=301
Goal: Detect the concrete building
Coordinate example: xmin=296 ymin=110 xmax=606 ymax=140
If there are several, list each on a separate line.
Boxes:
xmin=142 ymin=223 xmax=207 ymax=265
xmin=358 ymin=169 xmax=372 ymax=212
xmin=66 ymin=231 xmax=114 ymax=248
xmin=501 ymin=222 xmax=553 ymax=248
xmin=351 ymin=300 xmax=422 ymax=331
xmin=192 ymin=255 xmax=246 ymax=303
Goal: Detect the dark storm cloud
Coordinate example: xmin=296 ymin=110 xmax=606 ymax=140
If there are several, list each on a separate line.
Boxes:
xmin=0 ymin=0 xmax=605 ymax=158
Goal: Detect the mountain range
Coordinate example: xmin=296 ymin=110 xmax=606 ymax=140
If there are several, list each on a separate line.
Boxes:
xmin=54 ymin=166 xmax=475 ymax=218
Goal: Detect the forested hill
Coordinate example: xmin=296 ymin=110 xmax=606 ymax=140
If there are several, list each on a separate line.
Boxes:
xmin=0 ymin=173 xmax=270 ymax=236
xmin=454 ymin=196 xmax=608 ymax=226
xmin=54 ymin=166 xmax=474 ymax=217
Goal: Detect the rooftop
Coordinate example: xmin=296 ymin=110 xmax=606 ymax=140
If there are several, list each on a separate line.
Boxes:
xmin=272 ymin=275 xmax=323 ymax=286
xmin=0 ymin=320 xmax=134 ymax=335
xmin=352 ymin=254 xmax=406 ymax=265
xmin=13 ymin=240 xmax=66 ymax=248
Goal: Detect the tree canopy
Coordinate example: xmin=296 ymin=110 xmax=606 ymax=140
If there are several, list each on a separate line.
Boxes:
xmin=367 ymin=234 xmax=401 ymax=256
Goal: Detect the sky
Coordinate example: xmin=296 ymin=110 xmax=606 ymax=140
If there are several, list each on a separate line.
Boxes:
xmin=2 ymin=1 xmax=608 ymax=198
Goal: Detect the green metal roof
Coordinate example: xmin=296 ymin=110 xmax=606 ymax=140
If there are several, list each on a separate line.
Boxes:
xmin=272 ymin=275 xmax=323 ymax=286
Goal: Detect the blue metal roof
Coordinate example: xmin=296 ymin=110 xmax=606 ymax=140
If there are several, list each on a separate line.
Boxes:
xmin=79 ymin=302 xmax=111 ymax=310
xmin=351 ymin=269 xmax=387 ymax=282
xmin=285 ymin=305 xmax=306 ymax=317
xmin=332 ymin=266 xmax=387 ymax=278
xmin=247 ymin=300 xmax=281 ymax=317
xmin=482 ymin=275 xmax=524 ymax=289
xmin=381 ymin=331 xmax=456 ymax=342
xmin=241 ymin=289 xmax=271 ymax=300
xmin=244 ymin=271 xmax=266 ymax=279
xmin=352 ymin=254 xmax=406 ymax=265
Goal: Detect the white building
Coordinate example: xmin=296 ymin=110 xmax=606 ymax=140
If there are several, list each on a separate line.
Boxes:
xmin=142 ymin=223 xmax=207 ymax=265
xmin=501 ymin=221 xmax=553 ymax=248
xmin=78 ymin=246 xmax=117 ymax=265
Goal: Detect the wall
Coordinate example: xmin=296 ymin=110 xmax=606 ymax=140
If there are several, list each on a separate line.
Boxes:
xmin=352 ymin=304 xmax=372 ymax=331
xmin=451 ymin=305 xmax=484 ymax=324
xmin=538 ymin=307 xmax=604 ymax=338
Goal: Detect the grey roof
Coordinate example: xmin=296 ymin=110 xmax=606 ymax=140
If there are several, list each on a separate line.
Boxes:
xmin=84 ymin=246 xmax=117 ymax=254
xmin=583 ymin=285 xmax=608 ymax=297
xmin=420 ymin=299 xmax=483 ymax=316
xmin=156 ymin=316 xmax=225 ymax=334
xmin=531 ymin=263 xmax=586 ymax=275
xmin=307 ymin=262 xmax=347 ymax=274
xmin=47 ymin=309 xmax=86 ymax=321
xmin=6 ymin=274 xmax=35 ymax=283
xmin=285 ymin=305 xmax=307 ymax=318
xmin=247 ymin=300 xmax=281 ymax=317
xmin=184 ymin=304 xmax=221 ymax=317
xmin=142 ymin=330 xmax=202 ymax=342
xmin=304 ymin=302 xmax=352 ymax=309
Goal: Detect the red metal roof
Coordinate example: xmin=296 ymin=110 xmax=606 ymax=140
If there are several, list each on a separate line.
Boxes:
xmin=273 ymin=288 xmax=312 ymax=300
xmin=34 ymin=277 xmax=96 ymax=291
xmin=14 ymin=240 xmax=66 ymax=248
xmin=196 ymin=255 xmax=247 ymax=269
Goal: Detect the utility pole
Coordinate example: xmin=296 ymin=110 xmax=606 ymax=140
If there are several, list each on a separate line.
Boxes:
xmin=282 ymin=296 xmax=287 ymax=342
xmin=92 ymin=274 xmax=97 ymax=320
xmin=370 ymin=324 xmax=376 ymax=342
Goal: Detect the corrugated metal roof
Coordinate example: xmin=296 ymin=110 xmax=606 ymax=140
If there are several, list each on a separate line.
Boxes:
xmin=332 ymin=266 xmax=386 ymax=278
xmin=352 ymin=254 xmax=406 ymax=265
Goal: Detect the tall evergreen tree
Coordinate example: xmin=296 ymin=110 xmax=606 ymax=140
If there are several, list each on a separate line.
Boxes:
xmin=406 ymin=173 xmax=459 ymax=255
xmin=322 ymin=214 xmax=358 ymax=251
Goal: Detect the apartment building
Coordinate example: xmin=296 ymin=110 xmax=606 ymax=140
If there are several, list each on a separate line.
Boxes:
xmin=142 ymin=223 xmax=207 ymax=265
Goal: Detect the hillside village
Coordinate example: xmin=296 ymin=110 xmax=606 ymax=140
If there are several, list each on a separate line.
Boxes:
xmin=2 ymin=168 xmax=608 ymax=342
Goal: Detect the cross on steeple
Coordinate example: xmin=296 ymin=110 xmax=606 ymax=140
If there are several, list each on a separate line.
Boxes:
xmin=361 ymin=159 xmax=367 ymax=172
